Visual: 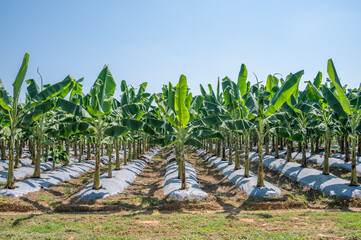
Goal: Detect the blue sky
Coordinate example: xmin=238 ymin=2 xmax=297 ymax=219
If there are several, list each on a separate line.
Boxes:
xmin=0 ymin=0 xmax=360 ymax=100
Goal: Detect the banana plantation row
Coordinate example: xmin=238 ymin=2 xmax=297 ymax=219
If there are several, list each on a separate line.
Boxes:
xmin=0 ymin=53 xmax=360 ymax=198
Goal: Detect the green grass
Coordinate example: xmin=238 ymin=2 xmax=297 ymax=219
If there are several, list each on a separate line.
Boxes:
xmin=0 ymin=210 xmax=360 ymax=239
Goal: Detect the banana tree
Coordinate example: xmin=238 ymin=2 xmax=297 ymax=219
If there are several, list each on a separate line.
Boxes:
xmin=42 ymin=141 xmax=70 ymax=171
xmin=223 ymin=64 xmax=255 ymax=173
xmin=0 ymin=53 xmax=29 ymax=189
xmin=246 ymin=70 xmax=304 ymax=187
xmin=83 ymin=65 xmax=117 ymax=189
xmin=21 ymin=76 xmax=90 ymax=177
xmin=323 ymin=59 xmax=360 ymax=186
xmin=199 ymin=80 xmax=229 ymax=162
xmin=306 ymin=70 xmax=348 ymax=175
xmin=154 ymin=75 xmax=206 ymax=189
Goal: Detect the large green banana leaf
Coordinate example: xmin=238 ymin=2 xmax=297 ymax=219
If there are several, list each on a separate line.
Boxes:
xmin=265 ymin=70 xmax=304 ymax=116
xmin=26 ymin=79 xmax=40 ymax=99
xmin=25 ymin=75 xmax=75 ymax=109
xmin=266 ymin=75 xmax=274 ymax=93
xmin=225 ymin=119 xmax=253 ymax=131
xmin=0 ymin=87 xmax=11 ymax=111
xmin=13 ymin=53 xmax=29 ymax=105
xmin=88 ymin=65 xmax=116 ymax=115
xmin=175 ymin=75 xmax=190 ymax=128
xmin=313 ymin=72 xmax=322 ymax=89
xmin=306 ymin=81 xmax=323 ymax=101
xmin=327 ymin=59 xmax=351 ymax=115
xmin=121 ymin=118 xmax=144 ymax=131
xmin=56 ymin=98 xmax=91 ymax=118
xmin=104 ymin=126 xmax=128 ymax=137
xmin=238 ymin=64 xmax=248 ymax=98
xmin=321 ymin=85 xmax=348 ymax=119
xmin=275 ymin=127 xmax=304 ymax=142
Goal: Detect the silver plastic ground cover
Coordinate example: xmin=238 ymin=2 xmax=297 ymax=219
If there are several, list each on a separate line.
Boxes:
xmin=243 ymin=151 xmax=361 ymax=197
xmin=0 ymin=160 xmax=98 ymax=198
xmin=319 ymin=151 xmax=361 ymax=163
xmin=163 ymin=157 xmax=208 ymax=200
xmin=77 ymin=147 xmax=161 ymax=200
xmin=0 ymin=158 xmax=79 ymax=184
xmin=0 ymin=160 xmax=33 ymax=171
xmin=0 ymin=152 xmax=32 ymax=171
xmin=272 ymin=149 xmax=361 ymax=175
xmin=196 ymin=149 xmax=281 ymax=197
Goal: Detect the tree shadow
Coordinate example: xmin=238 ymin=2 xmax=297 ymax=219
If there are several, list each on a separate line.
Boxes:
xmin=11 ymin=214 xmax=38 ymax=227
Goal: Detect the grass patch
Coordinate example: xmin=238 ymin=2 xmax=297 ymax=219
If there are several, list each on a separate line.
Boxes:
xmin=0 ymin=211 xmax=360 ymax=239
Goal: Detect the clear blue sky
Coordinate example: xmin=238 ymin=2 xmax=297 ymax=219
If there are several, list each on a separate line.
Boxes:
xmin=0 ymin=0 xmax=360 ymax=100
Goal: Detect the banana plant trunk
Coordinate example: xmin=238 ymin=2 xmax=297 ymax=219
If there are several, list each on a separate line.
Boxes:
xmin=350 ymin=136 xmax=360 ymax=186
xmin=315 ymin=137 xmax=320 ymax=154
xmin=52 ymin=156 xmax=56 ymax=171
xmin=137 ymin=139 xmax=141 ymax=158
xmin=340 ymin=135 xmax=345 ymax=154
xmin=74 ymin=137 xmax=78 ymax=156
xmin=256 ymin=116 xmax=265 ymax=188
xmin=265 ymin=131 xmax=269 ymax=155
xmin=32 ymin=136 xmax=42 ymax=178
xmin=275 ymin=136 xmax=279 ymax=159
xmin=301 ymin=141 xmax=307 ymax=167
xmin=323 ymin=130 xmax=330 ymax=175
xmin=87 ymin=141 xmax=91 ymax=159
xmin=78 ymin=141 xmax=83 ymax=162
xmin=345 ymin=136 xmax=350 ymax=162
xmin=216 ymin=140 xmax=221 ymax=157
xmin=128 ymin=141 xmax=132 ymax=162
xmin=93 ymin=117 xmax=102 ymax=190
xmin=279 ymin=137 xmax=284 ymax=150
xmin=6 ymin=124 xmax=15 ymax=189
xmin=256 ymin=132 xmax=265 ymax=187
xmin=228 ymin=132 xmax=233 ymax=165
xmin=115 ymin=140 xmax=121 ymax=170
xmin=107 ymin=144 xmax=112 ymax=178
xmin=1 ymin=139 xmax=6 ymax=160
xmin=123 ymin=140 xmax=128 ymax=166
xmin=234 ymin=133 xmax=241 ymax=170
xmin=221 ymin=140 xmax=226 ymax=161
xmin=286 ymin=140 xmax=292 ymax=162
xmin=66 ymin=136 xmax=70 ymax=156
xmin=180 ymin=130 xmax=187 ymax=190
xmin=14 ymin=140 xmax=20 ymax=168
xmin=143 ymin=136 xmax=146 ymax=153
xmin=31 ymin=139 xmax=35 ymax=164
xmin=298 ymin=142 xmax=302 ymax=153
xmin=176 ymin=142 xmax=181 ymax=179
xmin=244 ymin=131 xmax=250 ymax=177
xmin=132 ymin=140 xmax=136 ymax=160
xmin=20 ymin=139 xmax=24 ymax=158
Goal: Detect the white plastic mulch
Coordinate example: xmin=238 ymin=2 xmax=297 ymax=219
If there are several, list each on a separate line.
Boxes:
xmin=197 ymin=149 xmax=281 ymax=197
xmin=0 ymin=160 xmax=98 ymax=198
xmin=273 ymin=149 xmax=361 ymax=175
xmin=243 ymin=151 xmax=361 ymax=197
xmin=76 ymin=146 xmax=162 ymax=200
xmin=163 ymin=154 xmax=208 ymax=200
xmin=0 ymin=158 xmax=76 ymax=184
